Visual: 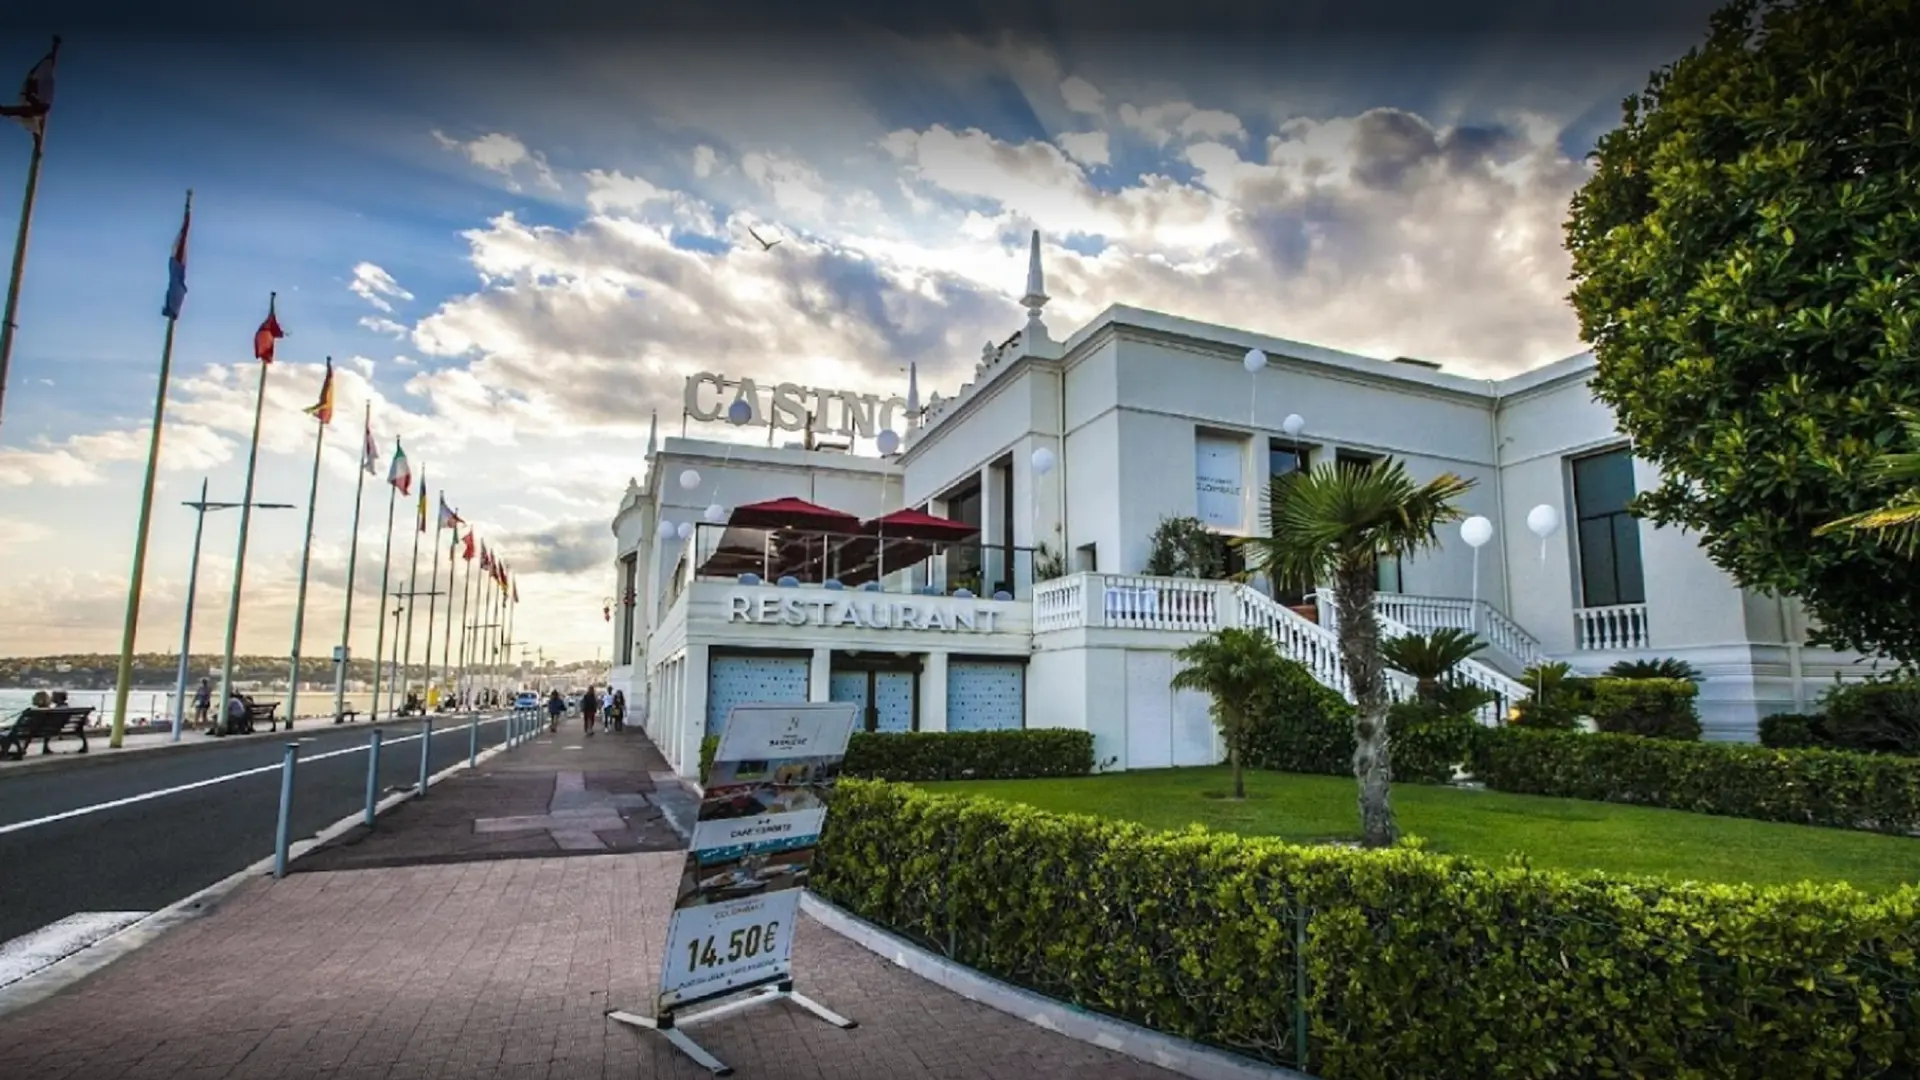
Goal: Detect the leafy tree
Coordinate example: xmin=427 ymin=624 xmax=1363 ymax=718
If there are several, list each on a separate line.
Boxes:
xmin=1565 ymin=0 xmax=1920 ymax=665
xmin=1817 ymin=405 xmax=1920 ymax=556
xmin=1170 ymin=627 xmax=1293 ymax=799
xmin=1237 ymin=459 xmax=1474 ymax=846
xmin=1144 ymin=516 xmax=1233 ymax=579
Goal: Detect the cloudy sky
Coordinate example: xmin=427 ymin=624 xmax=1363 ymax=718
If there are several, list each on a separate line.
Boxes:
xmin=0 ymin=0 xmax=1723 ymax=663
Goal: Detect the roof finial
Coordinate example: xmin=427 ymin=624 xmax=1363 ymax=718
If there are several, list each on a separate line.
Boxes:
xmin=1019 ymin=229 xmax=1052 ymax=349
xmin=645 ymin=408 xmax=658 ymax=458
xmin=906 ymin=362 xmax=921 ymax=429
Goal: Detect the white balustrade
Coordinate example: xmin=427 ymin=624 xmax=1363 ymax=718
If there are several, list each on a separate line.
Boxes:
xmin=1316 ymin=592 xmax=1530 ymax=725
xmin=1575 ymin=604 xmax=1651 ymax=651
xmin=1477 ymin=602 xmax=1546 ymax=667
xmin=1102 ymin=574 xmax=1221 ymax=631
xmin=1033 ymin=577 xmax=1084 ymax=634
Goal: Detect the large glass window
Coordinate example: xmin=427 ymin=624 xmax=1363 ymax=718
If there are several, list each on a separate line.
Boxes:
xmin=1571 ymin=448 xmax=1646 ymax=608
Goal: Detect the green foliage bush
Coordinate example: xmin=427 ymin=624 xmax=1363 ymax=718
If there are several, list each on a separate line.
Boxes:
xmin=698 ymin=728 xmax=1095 ymax=785
xmin=1823 ymin=678 xmax=1920 ymax=756
xmin=1468 ymin=727 xmax=1920 ymax=835
xmin=1586 ymin=677 xmax=1703 ymax=741
xmin=1758 ymin=712 xmax=1827 ymax=749
xmin=1510 ymin=662 xmax=1592 ymax=730
xmin=1604 ymin=656 xmax=1700 ymax=681
xmin=1242 ymin=657 xmax=1355 ymax=776
xmin=1241 ymin=664 xmax=1472 ymax=785
xmin=813 ymin=779 xmax=1920 ymax=1078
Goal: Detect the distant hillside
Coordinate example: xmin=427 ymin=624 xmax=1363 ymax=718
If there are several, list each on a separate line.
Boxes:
xmin=0 ymin=653 xmax=594 ymax=689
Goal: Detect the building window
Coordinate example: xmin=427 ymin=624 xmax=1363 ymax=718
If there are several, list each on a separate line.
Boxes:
xmin=1074 ymin=543 xmax=1098 ymax=572
xmin=1571 ymin=447 xmax=1646 ymax=608
xmin=1269 ymin=439 xmax=1310 ymax=481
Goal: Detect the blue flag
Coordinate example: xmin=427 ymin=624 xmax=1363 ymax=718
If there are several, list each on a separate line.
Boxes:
xmin=162 ymin=197 xmax=190 ymax=319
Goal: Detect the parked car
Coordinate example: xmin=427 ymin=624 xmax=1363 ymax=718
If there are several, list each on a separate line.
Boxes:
xmin=513 ymin=691 xmax=539 ymax=710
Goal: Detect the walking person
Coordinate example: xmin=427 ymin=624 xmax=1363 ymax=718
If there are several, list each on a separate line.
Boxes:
xmin=580 ymin=684 xmax=600 ymax=736
xmin=546 ymin=688 xmax=565 ymax=733
xmin=607 ymin=689 xmax=625 ymax=732
xmin=192 ymin=678 xmax=212 ymax=729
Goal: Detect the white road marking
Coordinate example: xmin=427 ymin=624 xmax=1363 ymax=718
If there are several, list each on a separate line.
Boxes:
xmin=0 ymin=912 xmax=150 ymax=989
xmin=0 ymin=718 xmax=506 ymax=837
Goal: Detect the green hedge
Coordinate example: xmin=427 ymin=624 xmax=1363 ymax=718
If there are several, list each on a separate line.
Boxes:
xmin=1468 ymin=727 xmax=1920 ymax=835
xmin=1587 ymin=677 xmax=1702 ymax=740
xmin=1244 ymin=664 xmax=1476 ymax=784
xmin=1823 ymin=679 xmax=1920 ymax=755
xmin=699 ymin=727 xmax=1095 ymax=784
xmin=813 ymin=780 xmax=1920 ymax=1078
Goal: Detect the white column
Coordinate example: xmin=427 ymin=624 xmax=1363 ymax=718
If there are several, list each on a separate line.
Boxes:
xmin=920 ymin=651 xmax=949 ymax=733
xmin=809 ymin=647 xmax=832 ymax=702
xmin=680 ymin=645 xmax=709 ymax=780
xmin=979 ymin=464 xmax=1004 ymax=593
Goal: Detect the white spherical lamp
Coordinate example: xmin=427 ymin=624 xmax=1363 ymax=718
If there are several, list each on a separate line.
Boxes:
xmin=726 ymin=398 xmax=753 ymax=425
xmin=678 ymin=469 xmax=700 ymax=490
xmin=1031 ymin=446 xmax=1056 ymax=475
xmin=1243 ymin=348 xmax=1268 ymax=373
xmin=1281 ymin=413 xmax=1306 ymax=437
xmin=1526 ymin=504 xmax=1561 ymax=539
xmin=658 ymin=519 xmax=675 ymax=538
xmin=1460 ymin=515 xmax=1494 ymax=549
xmin=703 ymin=503 xmax=726 ymax=524
xmin=875 ymin=429 xmax=901 ymax=456
xmin=676 ymin=521 xmax=694 ymax=541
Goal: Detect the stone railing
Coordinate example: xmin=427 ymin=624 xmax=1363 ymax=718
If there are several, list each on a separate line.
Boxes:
xmin=1348 ymin=592 xmax=1545 ymax=668
xmin=1318 ymin=593 xmax=1530 ymax=725
xmin=1033 ymin=576 xmax=1084 ymax=634
xmin=1575 ymin=603 xmax=1652 ymax=651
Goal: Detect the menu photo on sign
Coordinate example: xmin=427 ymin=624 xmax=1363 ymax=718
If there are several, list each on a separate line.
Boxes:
xmin=656 ymin=701 xmax=859 ymax=1012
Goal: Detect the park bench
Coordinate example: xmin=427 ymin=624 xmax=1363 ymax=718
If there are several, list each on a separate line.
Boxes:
xmin=219 ymin=700 xmax=282 ymax=736
xmin=1 ymin=706 xmax=97 ymax=760
xmin=334 ymin=709 xmax=361 ymax=724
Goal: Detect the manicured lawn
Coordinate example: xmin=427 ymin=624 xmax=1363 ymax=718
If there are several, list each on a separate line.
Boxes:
xmin=916 ymin=767 xmax=1920 ymax=893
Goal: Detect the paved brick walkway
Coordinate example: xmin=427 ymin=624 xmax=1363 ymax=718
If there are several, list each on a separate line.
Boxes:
xmin=297 ymin=726 xmax=684 ymax=871
xmin=0 ymin=727 xmax=1186 ymax=1080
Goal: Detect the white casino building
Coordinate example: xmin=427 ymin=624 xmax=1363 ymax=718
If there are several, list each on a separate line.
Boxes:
xmin=610 ymin=234 xmax=1885 ymax=780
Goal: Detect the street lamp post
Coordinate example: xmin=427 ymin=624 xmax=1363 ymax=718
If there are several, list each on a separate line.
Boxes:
xmin=172 ymin=479 xmax=294 ymax=742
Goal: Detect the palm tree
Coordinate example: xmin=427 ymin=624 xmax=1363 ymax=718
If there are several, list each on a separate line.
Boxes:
xmin=1816 ymin=405 xmax=1920 ymax=555
xmin=1381 ymin=628 xmax=1486 ymax=702
xmin=1237 ymin=459 xmax=1475 ymax=847
xmin=1170 ymin=627 xmax=1290 ymax=799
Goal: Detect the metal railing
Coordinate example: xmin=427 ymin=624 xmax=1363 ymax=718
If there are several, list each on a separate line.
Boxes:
xmin=685 ymin=522 xmax=1041 ymax=600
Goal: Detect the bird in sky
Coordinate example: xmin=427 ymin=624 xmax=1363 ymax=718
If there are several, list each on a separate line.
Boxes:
xmin=746 ymin=226 xmax=782 ymax=251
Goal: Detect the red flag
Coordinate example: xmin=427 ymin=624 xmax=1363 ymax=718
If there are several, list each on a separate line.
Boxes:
xmin=463 ymin=532 xmax=476 ymax=561
xmin=254 ymin=293 xmax=286 ymax=362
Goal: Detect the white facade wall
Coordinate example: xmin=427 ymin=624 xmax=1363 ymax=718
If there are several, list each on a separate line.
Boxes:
xmin=615 ymin=302 xmax=1889 ymax=760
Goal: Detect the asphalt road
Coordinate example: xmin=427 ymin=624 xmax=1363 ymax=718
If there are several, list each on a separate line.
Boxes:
xmin=0 ymin=713 xmax=526 ymax=945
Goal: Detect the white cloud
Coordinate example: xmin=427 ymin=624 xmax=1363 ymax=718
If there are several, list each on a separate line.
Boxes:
xmin=348 ymin=262 xmax=416 ymax=314
xmin=0 ymin=424 xmax=232 ymax=488
xmin=692 ymin=145 xmax=722 ymax=178
xmin=361 ymin=316 xmax=409 ymax=337
xmin=1119 ymin=101 xmax=1248 ymax=147
xmin=740 ymin=152 xmax=830 ymax=217
xmin=1057 ymin=131 xmax=1110 ymax=167
xmin=1060 ymin=76 xmax=1105 ymax=114
xmin=431 ymin=130 xmax=561 ymax=192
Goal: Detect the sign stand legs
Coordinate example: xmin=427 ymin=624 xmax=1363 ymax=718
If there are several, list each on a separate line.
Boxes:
xmin=607 ymin=978 xmax=856 ymax=1077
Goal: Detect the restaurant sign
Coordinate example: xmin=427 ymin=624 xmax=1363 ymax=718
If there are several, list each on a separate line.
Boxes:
xmin=684 ymin=372 xmax=909 ymax=438
xmin=727 ymin=592 xmax=1002 ymax=633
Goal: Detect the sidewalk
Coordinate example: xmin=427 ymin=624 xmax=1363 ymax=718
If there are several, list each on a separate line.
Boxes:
xmin=0 ymin=724 xmax=1186 ymax=1080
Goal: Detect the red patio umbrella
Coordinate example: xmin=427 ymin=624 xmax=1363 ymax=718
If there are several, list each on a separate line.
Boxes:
xmin=728 ymin=497 xmax=862 ymax=532
xmin=859 ymin=508 xmax=979 ymax=542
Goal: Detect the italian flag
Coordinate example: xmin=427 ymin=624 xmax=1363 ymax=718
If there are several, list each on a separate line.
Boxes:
xmin=388 ymin=439 xmax=412 ymax=495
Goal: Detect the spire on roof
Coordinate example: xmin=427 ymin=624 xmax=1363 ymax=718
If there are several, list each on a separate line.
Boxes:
xmin=906 ymin=362 xmax=921 ymax=428
xmin=1019 ymin=228 xmax=1053 ymax=350
xmin=645 ymin=408 xmax=658 ymax=458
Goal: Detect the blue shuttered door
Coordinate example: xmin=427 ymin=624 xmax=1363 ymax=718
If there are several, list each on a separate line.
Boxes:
xmin=946 ymin=661 xmax=1024 ymax=732
xmin=873 ymin=671 xmax=915 ymax=733
xmin=706 ymin=655 xmax=810 ymax=737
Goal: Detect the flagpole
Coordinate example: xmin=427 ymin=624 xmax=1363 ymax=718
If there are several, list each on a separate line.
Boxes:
xmin=216 ymin=306 xmax=275 ymax=729
xmin=0 ymin=40 xmax=55 ymax=437
xmin=110 ymin=190 xmax=191 ymax=749
xmin=333 ymin=403 xmax=371 ymax=723
xmin=439 ymin=529 xmax=457 ymax=699
xmin=422 ymin=511 xmax=443 ymax=710
xmin=456 ymin=543 xmax=474 ymax=706
xmin=398 ymin=480 xmax=424 ymax=713
xmin=286 ymin=388 xmax=328 ymax=723
xmin=486 ymin=570 xmax=500 ymax=700
xmin=370 ymin=470 xmax=399 ymax=720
